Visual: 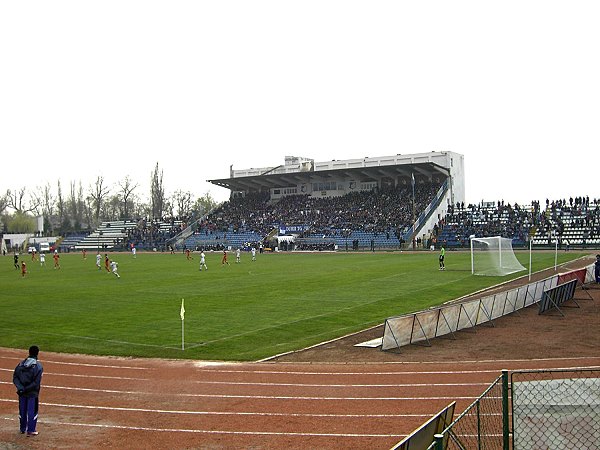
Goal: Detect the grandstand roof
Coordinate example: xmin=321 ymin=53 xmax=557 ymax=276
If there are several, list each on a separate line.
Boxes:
xmin=208 ymin=154 xmax=452 ymax=192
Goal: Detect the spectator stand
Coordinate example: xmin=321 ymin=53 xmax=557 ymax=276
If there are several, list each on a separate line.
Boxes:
xmin=436 ymin=201 xmax=535 ymax=249
xmin=178 ymin=181 xmax=447 ymax=253
xmin=75 ymin=220 xmax=138 ymax=251
xmin=59 ymin=233 xmax=90 ymax=252
xmin=531 ymin=198 xmax=600 ymax=249
xmin=74 ymin=218 xmax=187 ymax=252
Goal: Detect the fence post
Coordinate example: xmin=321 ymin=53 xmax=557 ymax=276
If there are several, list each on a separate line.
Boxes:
xmin=434 ymin=433 xmax=444 ymax=450
xmin=502 ymin=369 xmax=510 ymax=450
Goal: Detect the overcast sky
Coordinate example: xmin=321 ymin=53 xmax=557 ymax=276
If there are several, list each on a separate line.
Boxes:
xmin=1 ymin=1 xmax=598 ymax=208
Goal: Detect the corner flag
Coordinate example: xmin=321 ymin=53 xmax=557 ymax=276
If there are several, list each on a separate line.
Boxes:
xmin=180 ymin=298 xmax=185 ymax=321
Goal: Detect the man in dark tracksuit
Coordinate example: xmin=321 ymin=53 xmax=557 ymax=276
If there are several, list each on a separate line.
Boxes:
xmin=13 ymin=345 xmax=44 ymax=436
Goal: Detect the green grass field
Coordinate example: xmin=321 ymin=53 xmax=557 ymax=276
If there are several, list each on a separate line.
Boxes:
xmin=0 ymin=250 xmax=586 ymax=361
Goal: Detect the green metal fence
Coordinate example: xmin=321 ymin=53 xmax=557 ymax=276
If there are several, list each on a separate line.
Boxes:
xmin=427 ymin=372 xmax=508 ymax=450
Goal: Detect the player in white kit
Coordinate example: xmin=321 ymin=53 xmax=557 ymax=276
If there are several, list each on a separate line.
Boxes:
xmin=199 ymin=251 xmax=208 ymax=271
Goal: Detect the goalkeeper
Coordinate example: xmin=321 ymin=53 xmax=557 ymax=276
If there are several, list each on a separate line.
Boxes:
xmin=439 ymin=246 xmax=445 ymax=271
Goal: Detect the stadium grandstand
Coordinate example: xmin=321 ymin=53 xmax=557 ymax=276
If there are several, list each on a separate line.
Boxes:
xmin=65 ymin=217 xmax=187 ymax=252
xmin=25 ymin=151 xmax=598 ymax=254
xmin=182 ymin=152 xmax=466 ymax=251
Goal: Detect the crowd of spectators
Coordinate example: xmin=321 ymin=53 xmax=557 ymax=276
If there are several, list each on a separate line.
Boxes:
xmin=435 ymin=197 xmax=600 ymax=248
xmin=124 ymin=215 xmax=189 ymax=250
xmin=193 ymin=182 xmax=442 ymax=243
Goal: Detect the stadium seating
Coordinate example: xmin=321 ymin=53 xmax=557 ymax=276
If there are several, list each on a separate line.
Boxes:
xmin=75 ymin=196 xmax=599 ymax=253
xmin=179 ymin=183 xmax=441 ymax=251
xmin=75 ymin=218 xmax=186 ymax=251
xmin=59 ymin=233 xmax=89 ymax=252
xmin=436 ymin=198 xmax=600 ymax=249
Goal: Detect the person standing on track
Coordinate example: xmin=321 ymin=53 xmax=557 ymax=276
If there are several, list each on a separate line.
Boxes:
xmin=13 ymin=345 xmax=44 ymax=437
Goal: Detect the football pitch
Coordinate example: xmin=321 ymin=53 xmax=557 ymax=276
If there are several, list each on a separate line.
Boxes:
xmin=0 ymin=250 xmax=585 ymax=361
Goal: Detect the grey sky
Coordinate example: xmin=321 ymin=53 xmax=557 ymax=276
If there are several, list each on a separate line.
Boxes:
xmin=1 ymin=1 xmax=598 ymax=206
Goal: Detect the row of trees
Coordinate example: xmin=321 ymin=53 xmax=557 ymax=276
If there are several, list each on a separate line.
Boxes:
xmin=0 ymin=163 xmax=221 ymax=235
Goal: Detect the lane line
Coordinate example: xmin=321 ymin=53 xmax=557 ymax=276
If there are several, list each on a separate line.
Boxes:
xmin=0 ymin=381 xmax=476 ymax=400
xmin=0 ymin=399 xmax=433 ymax=418
xmin=0 ymin=416 xmax=405 ymax=438
xmin=0 ymin=355 xmax=150 ymax=370
xmin=191 ymin=365 xmax=600 ymax=376
xmin=0 ymin=367 xmax=148 ymax=380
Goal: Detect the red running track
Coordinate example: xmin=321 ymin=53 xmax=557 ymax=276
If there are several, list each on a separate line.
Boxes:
xmin=2 ymin=347 xmax=599 ymax=449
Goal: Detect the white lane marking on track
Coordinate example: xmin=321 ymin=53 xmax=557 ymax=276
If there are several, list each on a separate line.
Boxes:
xmin=0 ymin=367 xmax=148 ymax=380
xmin=0 ymin=382 xmax=476 ymax=400
xmin=192 ymin=365 xmax=600 ymax=376
xmin=0 ymin=399 xmax=433 ymax=418
xmin=0 ymin=416 xmax=406 ymax=438
xmin=0 ymin=355 xmax=150 ymax=370
xmin=190 ymin=381 xmax=491 ymax=388
xmin=0 ymin=373 xmax=487 ymax=387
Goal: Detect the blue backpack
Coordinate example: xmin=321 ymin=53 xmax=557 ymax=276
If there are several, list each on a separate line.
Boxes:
xmin=14 ymin=359 xmax=38 ymax=392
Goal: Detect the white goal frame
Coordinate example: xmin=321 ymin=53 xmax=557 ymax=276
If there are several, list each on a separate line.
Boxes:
xmin=470 ymin=236 xmax=525 ymax=276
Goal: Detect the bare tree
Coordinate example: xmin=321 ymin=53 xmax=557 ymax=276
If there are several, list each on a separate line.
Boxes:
xmin=117 ymin=176 xmax=138 ymax=219
xmin=84 ymin=196 xmax=94 ymax=230
xmin=150 ymin=162 xmax=165 ymax=219
xmin=103 ymin=194 xmax=121 ymax=221
xmin=56 ymin=180 xmax=67 ymax=231
xmin=68 ymin=181 xmax=86 ymax=230
xmin=6 ymin=187 xmax=39 ymax=214
xmin=193 ymin=192 xmax=221 ymax=217
xmin=88 ymin=176 xmax=111 ymax=227
xmin=172 ymin=190 xmax=193 ymax=218
xmin=32 ymin=183 xmax=56 ymax=234
xmin=0 ymin=190 xmax=8 ymax=215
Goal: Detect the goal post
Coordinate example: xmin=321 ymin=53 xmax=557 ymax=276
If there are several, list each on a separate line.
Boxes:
xmin=470 ymin=236 xmax=526 ymax=276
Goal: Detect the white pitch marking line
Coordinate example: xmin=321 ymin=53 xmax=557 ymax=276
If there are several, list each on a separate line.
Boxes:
xmin=0 ymin=416 xmax=405 ymax=438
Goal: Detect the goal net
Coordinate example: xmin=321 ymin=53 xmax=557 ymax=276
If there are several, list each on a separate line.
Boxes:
xmin=470 ymin=236 xmax=526 ymax=276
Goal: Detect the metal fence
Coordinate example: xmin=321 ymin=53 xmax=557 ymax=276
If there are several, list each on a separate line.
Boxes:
xmin=426 ymin=368 xmax=599 ymax=450
xmin=511 ymin=368 xmax=600 ymax=450
xmin=428 ymin=373 xmax=508 ymax=450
